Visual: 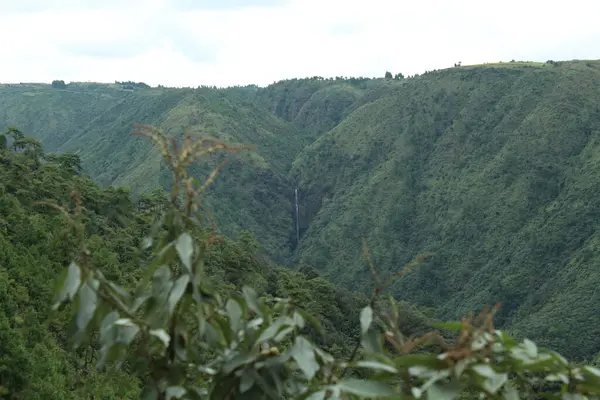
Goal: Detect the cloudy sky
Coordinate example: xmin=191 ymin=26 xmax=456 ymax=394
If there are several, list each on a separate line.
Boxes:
xmin=1 ymin=0 xmax=599 ymax=87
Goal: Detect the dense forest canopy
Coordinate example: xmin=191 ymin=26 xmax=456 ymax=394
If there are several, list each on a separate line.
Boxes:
xmin=3 ymin=59 xmax=600 ymax=398
xmin=0 ymin=127 xmax=374 ymax=398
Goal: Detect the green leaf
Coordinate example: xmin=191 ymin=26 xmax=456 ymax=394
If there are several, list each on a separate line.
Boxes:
xmin=226 ymin=298 xmax=243 ymax=332
xmin=472 ymin=365 xmax=508 ymax=393
xmin=141 ymin=385 xmax=159 ymax=400
xmin=354 ymin=360 xmax=398 ymax=373
xmin=242 ymin=286 xmax=262 ymax=316
xmin=471 ymin=364 xmax=499 ymax=379
xmin=361 ymin=329 xmax=383 ymax=354
xmin=336 ymin=378 xmax=396 ymax=398
xmin=523 ymin=338 xmax=538 ymax=358
xmin=561 ymin=394 xmax=587 ymax=400
xmin=293 ymin=311 xmax=305 ymax=329
xmin=502 ymin=381 xmax=519 ymax=400
xmin=315 ymin=347 xmax=335 ymax=364
xmin=132 ymin=293 xmax=150 ymax=313
xmin=427 ymin=382 xmax=462 ymax=400
xmin=305 ymin=391 xmax=326 ymax=400
xmin=99 ymin=311 xmax=119 ymax=342
xmin=546 ymin=373 xmax=569 ymax=384
xmin=360 ymin=306 xmax=373 ymax=334
xmin=152 ymin=266 xmax=173 ymax=300
xmin=108 ymin=281 xmax=129 ymax=300
xmin=247 ymin=317 xmax=264 ymax=331
xmin=175 ymin=233 xmax=193 ymax=273
xmin=453 ymin=358 xmax=471 ymax=378
xmin=53 ymin=261 xmax=81 ymax=309
xmin=150 ymin=329 xmax=171 ymax=347
xmin=583 ymin=365 xmax=600 ymax=377
xmin=76 ymin=281 xmax=97 ymax=331
xmin=223 ymin=353 xmax=258 ymax=374
xmin=240 ymin=372 xmax=255 ymax=394
xmin=142 ymin=237 xmax=153 ymax=250
xmin=257 ymin=318 xmax=286 ymax=344
xmin=291 ymin=336 xmax=319 ymax=380
xmin=274 ymin=327 xmax=295 ymax=342
xmin=52 ymin=267 xmax=68 ymax=309
xmin=114 ymin=318 xmax=140 ymax=344
xmin=165 ymin=386 xmax=186 ymax=399
xmin=168 ymin=275 xmax=189 ymax=314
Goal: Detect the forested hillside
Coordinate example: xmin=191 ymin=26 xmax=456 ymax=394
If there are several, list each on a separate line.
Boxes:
xmin=0 ymin=128 xmax=385 ymax=398
xmin=291 ymin=60 xmax=600 ymax=361
xmin=3 ymin=59 xmax=600 ymax=365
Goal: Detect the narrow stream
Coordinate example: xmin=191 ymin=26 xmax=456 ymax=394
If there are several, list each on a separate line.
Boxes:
xmin=295 ymin=187 xmax=300 ymax=247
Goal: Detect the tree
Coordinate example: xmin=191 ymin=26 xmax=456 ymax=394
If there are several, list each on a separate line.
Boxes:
xmin=44 ymin=152 xmax=83 ymax=174
xmin=394 ymin=73 xmax=405 ymax=80
xmin=384 ymin=71 xmax=393 ymax=79
xmin=51 ymin=80 xmax=67 ymax=89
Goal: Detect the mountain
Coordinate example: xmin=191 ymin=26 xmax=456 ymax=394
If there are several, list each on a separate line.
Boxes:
xmin=3 ymin=59 xmax=600 ymax=362
xmin=291 ymin=60 xmax=600 ymax=360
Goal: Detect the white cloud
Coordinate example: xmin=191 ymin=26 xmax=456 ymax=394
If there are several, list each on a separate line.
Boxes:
xmin=0 ymin=0 xmax=599 ymax=87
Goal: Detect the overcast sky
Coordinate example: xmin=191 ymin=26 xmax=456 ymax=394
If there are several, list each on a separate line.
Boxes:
xmin=1 ymin=0 xmax=599 ymax=87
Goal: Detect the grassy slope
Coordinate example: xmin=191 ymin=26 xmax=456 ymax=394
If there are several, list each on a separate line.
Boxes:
xmin=291 ymin=60 xmax=600 ymax=360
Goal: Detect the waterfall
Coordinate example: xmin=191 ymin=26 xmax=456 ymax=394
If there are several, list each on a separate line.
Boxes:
xmin=295 ymin=187 xmax=300 ymax=246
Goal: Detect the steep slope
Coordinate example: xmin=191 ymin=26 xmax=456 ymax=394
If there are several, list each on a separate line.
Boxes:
xmin=291 ymin=60 xmax=600 ymax=360
xmin=0 ymin=84 xmax=310 ymax=260
xmin=0 ymin=82 xmax=125 ymax=150
xmin=0 ymin=79 xmax=377 ymax=260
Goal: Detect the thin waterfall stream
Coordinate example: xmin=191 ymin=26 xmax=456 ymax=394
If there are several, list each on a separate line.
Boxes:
xmin=295 ymin=187 xmax=300 ymax=247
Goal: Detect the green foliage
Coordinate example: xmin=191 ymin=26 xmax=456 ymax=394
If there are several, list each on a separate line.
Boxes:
xmin=46 ymin=126 xmax=600 ymax=399
xmin=0 ymin=128 xmax=143 ymax=399
xmin=0 ymin=127 xmax=366 ymax=398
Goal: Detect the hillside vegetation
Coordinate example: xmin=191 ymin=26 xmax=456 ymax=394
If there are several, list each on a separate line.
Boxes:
xmin=291 ymin=60 xmax=600 ymax=361
xmin=3 ymin=59 xmax=600 ymax=364
xmin=0 ymin=128 xmax=379 ymax=398
xmin=8 ymin=126 xmax=600 ymax=400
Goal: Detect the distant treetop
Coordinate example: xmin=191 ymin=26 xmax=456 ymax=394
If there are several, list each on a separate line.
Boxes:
xmin=51 ymin=80 xmax=67 ymax=89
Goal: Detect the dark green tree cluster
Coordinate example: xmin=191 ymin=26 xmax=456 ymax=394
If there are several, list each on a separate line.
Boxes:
xmin=51 ymin=80 xmax=67 ymax=89
xmin=384 ymin=72 xmax=405 ymax=80
xmin=115 ymin=81 xmax=151 ymax=89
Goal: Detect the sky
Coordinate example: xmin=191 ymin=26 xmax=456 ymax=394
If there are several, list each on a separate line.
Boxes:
xmin=0 ymin=0 xmax=599 ymax=88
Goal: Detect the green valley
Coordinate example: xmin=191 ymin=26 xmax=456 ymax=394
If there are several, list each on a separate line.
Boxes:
xmin=4 ymin=59 xmax=600 ymax=398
